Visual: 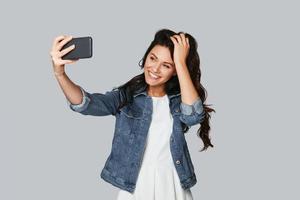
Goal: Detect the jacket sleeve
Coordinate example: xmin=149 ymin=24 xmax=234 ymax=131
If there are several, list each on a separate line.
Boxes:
xmin=179 ymin=97 xmax=205 ymax=127
xmin=66 ymin=86 xmax=123 ymax=116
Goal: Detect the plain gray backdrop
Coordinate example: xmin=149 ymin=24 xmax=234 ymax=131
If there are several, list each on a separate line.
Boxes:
xmin=1 ymin=0 xmax=299 ymax=199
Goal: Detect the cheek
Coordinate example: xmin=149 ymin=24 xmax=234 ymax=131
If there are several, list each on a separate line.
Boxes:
xmin=160 ymin=70 xmax=173 ymax=79
xmin=144 ymin=66 xmax=151 ymax=74
xmin=145 ymin=61 xmax=154 ymax=69
xmin=143 ymin=63 xmax=150 ymax=70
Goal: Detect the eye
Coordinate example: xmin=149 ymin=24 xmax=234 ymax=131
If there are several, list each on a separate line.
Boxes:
xmin=164 ymin=65 xmax=170 ymax=68
xmin=150 ymin=56 xmax=155 ymax=60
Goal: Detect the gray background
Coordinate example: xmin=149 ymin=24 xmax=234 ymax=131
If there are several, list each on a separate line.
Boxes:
xmin=1 ymin=0 xmax=299 ymax=199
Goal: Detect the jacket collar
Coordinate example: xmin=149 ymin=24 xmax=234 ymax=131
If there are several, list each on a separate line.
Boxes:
xmin=133 ymin=84 xmax=181 ymax=99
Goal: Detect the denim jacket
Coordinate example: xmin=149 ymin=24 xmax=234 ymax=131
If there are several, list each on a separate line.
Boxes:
xmin=66 ymin=84 xmax=205 ymax=193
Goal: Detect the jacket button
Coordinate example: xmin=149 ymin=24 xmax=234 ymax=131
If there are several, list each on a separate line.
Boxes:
xmin=170 ymin=137 xmax=174 ymax=142
xmin=175 ymin=109 xmax=179 ymax=112
xmin=176 ymin=160 xmax=181 ymax=164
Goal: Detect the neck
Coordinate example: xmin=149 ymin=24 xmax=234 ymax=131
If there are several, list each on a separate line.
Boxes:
xmin=147 ymin=85 xmax=166 ymax=97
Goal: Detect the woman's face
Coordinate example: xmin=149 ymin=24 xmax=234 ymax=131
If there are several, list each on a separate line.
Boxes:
xmin=144 ymin=45 xmax=176 ymax=88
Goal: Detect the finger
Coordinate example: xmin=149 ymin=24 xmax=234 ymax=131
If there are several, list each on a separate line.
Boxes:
xmin=186 ymin=37 xmax=190 ymax=48
xmin=63 ymin=59 xmax=79 ymax=65
xmin=173 ymin=35 xmax=183 ymax=45
xmin=170 ymin=36 xmax=178 ymax=45
xmin=56 ymin=58 xmax=79 ymax=66
xmin=57 ymin=35 xmax=73 ymax=51
xmin=53 ymin=35 xmax=65 ymax=46
xmin=180 ymin=33 xmax=187 ymax=46
xmin=59 ymin=44 xmax=75 ymax=57
xmin=52 ymin=35 xmax=66 ymax=50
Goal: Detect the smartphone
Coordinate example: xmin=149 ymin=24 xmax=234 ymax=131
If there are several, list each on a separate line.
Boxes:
xmin=61 ymin=36 xmax=93 ymax=60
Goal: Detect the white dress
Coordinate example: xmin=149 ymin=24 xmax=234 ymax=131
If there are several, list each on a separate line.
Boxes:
xmin=117 ymin=94 xmax=194 ymax=200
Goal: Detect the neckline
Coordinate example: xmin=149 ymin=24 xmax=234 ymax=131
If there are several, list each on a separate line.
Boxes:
xmin=151 ymin=94 xmax=167 ymax=99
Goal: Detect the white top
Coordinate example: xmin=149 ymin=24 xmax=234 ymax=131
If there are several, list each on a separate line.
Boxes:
xmin=117 ymin=94 xmax=194 ymax=200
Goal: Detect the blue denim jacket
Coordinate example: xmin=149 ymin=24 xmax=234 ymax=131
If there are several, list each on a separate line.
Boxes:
xmin=66 ymin=85 xmax=205 ymax=193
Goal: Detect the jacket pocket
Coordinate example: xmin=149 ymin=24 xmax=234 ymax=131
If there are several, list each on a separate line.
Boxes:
xmin=117 ymin=105 xmax=143 ymax=137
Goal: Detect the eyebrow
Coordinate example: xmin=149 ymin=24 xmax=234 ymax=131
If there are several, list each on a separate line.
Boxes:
xmin=150 ymin=53 xmax=174 ymax=66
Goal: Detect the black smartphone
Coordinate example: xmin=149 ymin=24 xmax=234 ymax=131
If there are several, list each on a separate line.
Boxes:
xmin=61 ymin=36 xmax=93 ymax=60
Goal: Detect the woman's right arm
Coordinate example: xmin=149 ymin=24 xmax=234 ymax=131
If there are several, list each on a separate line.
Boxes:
xmin=54 ymin=72 xmax=85 ymax=105
xmin=50 ymin=35 xmax=83 ymax=105
xmin=50 ymin=35 xmax=123 ymax=116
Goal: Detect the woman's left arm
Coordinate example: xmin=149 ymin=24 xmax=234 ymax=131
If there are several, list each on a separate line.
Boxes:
xmin=170 ymin=33 xmax=204 ymax=126
xmin=170 ymin=33 xmax=200 ymax=106
xmin=175 ymin=61 xmax=200 ymax=105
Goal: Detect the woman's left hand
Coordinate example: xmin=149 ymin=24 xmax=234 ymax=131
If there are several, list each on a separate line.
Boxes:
xmin=170 ymin=33 xmax=190 ymax=66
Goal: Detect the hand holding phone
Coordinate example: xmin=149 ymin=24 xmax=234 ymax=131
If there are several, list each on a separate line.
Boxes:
xmin=61 ymin=36 xmax=93 ymax=60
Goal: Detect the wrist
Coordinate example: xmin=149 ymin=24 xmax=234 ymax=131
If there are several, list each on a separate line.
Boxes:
xmin=54 ymin=71 xmax=66 ymax=77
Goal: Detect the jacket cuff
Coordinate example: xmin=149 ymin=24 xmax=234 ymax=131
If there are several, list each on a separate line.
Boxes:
xmin=180 ymin=97 xmax=203 ymax=115
xmin=66 ymin=86 xmax=91 ymax=112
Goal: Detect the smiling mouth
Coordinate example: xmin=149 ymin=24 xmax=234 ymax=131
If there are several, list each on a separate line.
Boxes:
xmin=148 ymin=71 xmax=161 ymax=79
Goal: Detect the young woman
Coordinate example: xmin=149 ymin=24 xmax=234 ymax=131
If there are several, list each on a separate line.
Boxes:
xmin=50 ymin=29 xmax=215 ymax=200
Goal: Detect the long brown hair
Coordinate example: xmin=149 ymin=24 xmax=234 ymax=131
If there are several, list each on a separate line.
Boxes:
xmin=113 ymin=28 xmax=215 ymax=152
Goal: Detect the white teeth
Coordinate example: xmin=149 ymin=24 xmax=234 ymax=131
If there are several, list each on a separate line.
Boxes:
xmin=149 ymin=71 xmax=160 ymax=79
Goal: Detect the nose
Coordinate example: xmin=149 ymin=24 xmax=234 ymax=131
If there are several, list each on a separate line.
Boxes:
xmin=152 ymin=64 xmax=161 ymax=73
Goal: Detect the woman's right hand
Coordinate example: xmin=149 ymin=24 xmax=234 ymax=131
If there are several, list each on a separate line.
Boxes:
xmin=50 ymin=35 xmax=78 ymax=75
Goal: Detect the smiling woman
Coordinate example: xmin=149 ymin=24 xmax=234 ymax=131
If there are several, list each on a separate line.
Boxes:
xmin=52 ymin=28 xmax=215 ymax=200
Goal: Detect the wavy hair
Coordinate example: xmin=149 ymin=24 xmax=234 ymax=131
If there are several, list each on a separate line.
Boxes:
xmin=113 ymin=28 xmax=215 ymax=152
